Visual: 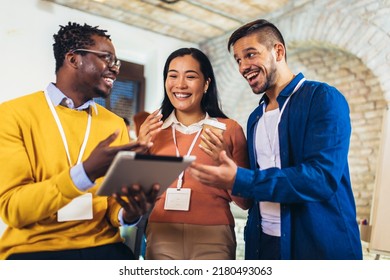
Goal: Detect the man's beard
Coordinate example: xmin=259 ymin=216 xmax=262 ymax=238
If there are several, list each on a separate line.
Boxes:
xmin=253 ymin=79 xmax=270 ymax=95
xmin=253 ymin=65 xmax=277 ymax=95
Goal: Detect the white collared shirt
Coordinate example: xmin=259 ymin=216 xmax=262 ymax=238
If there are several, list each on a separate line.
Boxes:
xmin=162 ymin=110 xmax=214 ymax=134
xmin=46 ymin=83 xmax=97 ymax=114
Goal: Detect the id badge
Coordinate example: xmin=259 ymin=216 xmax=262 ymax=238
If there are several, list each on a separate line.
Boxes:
xmin=57 ymin=193 xmax=93 ymax=222
xmin=164 ymin=188 xmax=191 ymax=211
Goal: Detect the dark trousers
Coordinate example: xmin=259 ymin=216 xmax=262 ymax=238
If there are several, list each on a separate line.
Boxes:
xmin=258 ymin=231 xmax=281 ymax=260
xmin=7 ymin=242 xmax=135 ymax=260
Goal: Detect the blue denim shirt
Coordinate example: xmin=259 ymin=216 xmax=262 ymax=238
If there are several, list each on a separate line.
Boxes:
xmin=232 ymin=73 xmax=362 ymax=259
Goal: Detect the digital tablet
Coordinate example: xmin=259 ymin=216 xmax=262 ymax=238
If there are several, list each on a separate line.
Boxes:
xmin=96 ymin=151 xmax=196 ymax=196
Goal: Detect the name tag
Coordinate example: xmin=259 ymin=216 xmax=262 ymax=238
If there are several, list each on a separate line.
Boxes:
xmin=164 ymin=188 xmax=191 ymax=211
xmin=57 ymin=193 xmax=93 ymax=222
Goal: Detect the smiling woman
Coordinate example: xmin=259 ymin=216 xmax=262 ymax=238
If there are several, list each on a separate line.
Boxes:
xmin=136 ymin=47 xmax=251 ymax=260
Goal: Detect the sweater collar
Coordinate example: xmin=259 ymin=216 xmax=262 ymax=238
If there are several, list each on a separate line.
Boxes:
xmin=45 ymin=83 xmax=98 ymax=115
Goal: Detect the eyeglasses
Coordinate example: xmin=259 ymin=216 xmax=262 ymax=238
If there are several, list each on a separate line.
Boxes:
xmin=71 ymin=49 xmax=121 ymax=69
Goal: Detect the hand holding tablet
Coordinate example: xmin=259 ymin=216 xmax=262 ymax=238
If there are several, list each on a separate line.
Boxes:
xmin=96 ymin=151 xmax=196 ymax=196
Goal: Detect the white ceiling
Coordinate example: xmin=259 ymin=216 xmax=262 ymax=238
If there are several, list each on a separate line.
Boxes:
xmin=46 ymin=0 xmax=292 ymax=43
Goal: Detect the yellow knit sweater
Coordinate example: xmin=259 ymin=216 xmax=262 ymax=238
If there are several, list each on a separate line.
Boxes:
xmin=0 ymin=91 xmax=129 ymax=259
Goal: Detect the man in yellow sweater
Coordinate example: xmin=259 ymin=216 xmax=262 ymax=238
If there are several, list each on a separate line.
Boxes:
xmin=0 ymin=22 xmax=159 ymax=259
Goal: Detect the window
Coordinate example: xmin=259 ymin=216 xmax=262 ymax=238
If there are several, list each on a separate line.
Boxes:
xmin=94 ymin=60 xmax=145 ymax=127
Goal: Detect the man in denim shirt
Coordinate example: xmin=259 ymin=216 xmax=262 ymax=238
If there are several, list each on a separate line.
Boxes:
xmin=190 ymin=19 xmax=362 ymax=260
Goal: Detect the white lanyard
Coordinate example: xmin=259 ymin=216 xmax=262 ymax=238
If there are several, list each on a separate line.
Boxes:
xmin=172 ymin=125 xmax=202 ymax=190
xmin=44 ymin=91 xmax=92 ymax=167
xmin=262 ymin=78 xmax=306 ymax=157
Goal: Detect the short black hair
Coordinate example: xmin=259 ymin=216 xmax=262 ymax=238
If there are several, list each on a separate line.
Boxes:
xmin=227 ymin=19 xmax=287 ymax=61
xmin=52 ymin=22 xmax=111 ymax=73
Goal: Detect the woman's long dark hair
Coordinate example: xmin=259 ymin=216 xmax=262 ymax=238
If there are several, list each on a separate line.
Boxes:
xmin=160 ymin=47 xmax=228 ymax=121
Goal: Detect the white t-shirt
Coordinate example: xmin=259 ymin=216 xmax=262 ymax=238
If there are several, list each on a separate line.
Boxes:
xmin=255 ymin=107 xmax=281 ymax=237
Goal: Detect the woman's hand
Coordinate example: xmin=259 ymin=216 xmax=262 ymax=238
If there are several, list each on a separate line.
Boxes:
xmin=199 ymin=128 xmax=232 ymax=164
xmin=137 ymin=109 xmax=163 ymax=144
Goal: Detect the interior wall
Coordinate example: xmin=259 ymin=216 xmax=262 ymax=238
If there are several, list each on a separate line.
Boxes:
xmin=0 ymin=0 xmax=197 ymax=109
xmin=288 ymin=46 xmax=386 ymax=220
